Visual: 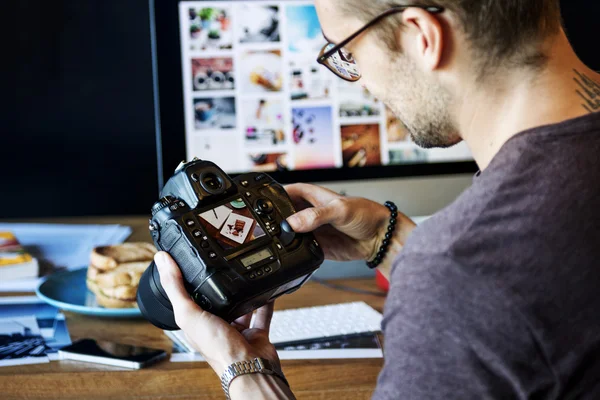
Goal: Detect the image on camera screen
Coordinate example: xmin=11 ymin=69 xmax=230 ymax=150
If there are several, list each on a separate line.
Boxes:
xmin=198 ymin=198 xmax=266 ymax=251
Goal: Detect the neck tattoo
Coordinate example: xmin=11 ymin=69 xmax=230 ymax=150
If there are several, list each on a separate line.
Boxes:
xmin=574 ymin=69 xmax=600 ymax=113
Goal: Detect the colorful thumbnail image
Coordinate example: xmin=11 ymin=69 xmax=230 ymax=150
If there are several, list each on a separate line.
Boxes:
xmin=386 ymin=107 xmax=411 ymax=142
xmin=286 ymin=5 xmax=325 ymax=56
xmin=193 ymin=97 xmax=236 ymax=130
xmin=198 ymin=199 xmax=266 ymax=251
xmin=240 ymin=50 xmax=283 ymax=93
xmin=238 ymin=5 xmax=280 ymax=43
xmin=341 ymin=124 xmax=382 ymax=167
xmin=290 ymin=60 xmax=332 ymax=101
xmin=247 ymin=153 xmax=288 ymax=172
xmin=188 ymin=6 xmax=233 ymax=51
xmin=242 ymin=99 xmax=285 ymax=147
xmin=292 ymin=106 xmax=336 ymax=170
xmin=192 ymin=57 xmax=234 ymax=91
xmin=338 ymin=80 xmax=381 ymax=118
xmin=388 ymin=148 xmax=428 ymax=164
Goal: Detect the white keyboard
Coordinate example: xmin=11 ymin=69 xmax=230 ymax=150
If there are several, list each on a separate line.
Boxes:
xmin=268 ymin=302 xmax=383 ymax=345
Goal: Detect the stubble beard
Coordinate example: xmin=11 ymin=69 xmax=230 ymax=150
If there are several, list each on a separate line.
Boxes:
xmin=379 ymin=56 xmax=461 ymax=149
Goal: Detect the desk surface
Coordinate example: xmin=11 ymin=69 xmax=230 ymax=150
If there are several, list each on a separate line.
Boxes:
xmin=0 ymin=216 xmax=386 ymax=400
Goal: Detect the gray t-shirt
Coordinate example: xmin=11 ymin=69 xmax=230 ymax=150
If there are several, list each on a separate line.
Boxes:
xmin=374 ymin=112 xmax=600 ymax=400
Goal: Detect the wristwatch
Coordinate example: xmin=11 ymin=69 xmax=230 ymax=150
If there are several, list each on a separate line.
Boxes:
xmin=220 ymin=357 xmax=289 ymax=400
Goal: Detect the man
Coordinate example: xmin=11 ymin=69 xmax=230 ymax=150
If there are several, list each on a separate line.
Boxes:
xmin=154 ymin=0 xmax=600 ymax=398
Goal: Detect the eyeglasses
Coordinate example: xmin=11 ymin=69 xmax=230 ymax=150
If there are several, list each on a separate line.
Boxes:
xmin=316 ymin=5 xmax=445 ymax=82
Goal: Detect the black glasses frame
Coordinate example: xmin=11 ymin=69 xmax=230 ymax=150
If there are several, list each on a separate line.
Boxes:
xmin=316 ymin=5 xmax=445 ymax=79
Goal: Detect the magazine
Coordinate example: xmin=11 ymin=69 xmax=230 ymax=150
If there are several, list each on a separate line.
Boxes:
xmin=166 ymin=330 xmax=383 ymax=362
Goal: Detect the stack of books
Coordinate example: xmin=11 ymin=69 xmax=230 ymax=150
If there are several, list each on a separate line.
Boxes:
xmin=0 ymin=232 xmax=39 ymax=282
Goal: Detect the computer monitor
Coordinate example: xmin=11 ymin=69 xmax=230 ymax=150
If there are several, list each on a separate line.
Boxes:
xmin=151 ymin=0 xmax=477 ymax=278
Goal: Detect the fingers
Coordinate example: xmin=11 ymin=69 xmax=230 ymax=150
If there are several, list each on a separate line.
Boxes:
xmin=252 ymin=301 xmax=275 ymax=332
xmin=232 ymin=313 xmax=252 ymax=331
xmin=154 ymin=252 xmax=201 ymax=328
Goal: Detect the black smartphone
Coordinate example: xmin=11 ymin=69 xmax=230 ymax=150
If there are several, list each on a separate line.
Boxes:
xmin=58 ymin=339 xmax=167 ymax=369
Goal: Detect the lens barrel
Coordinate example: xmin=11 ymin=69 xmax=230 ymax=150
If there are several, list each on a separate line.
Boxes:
xmin=137 ymin=261 xmax=179 ymax=330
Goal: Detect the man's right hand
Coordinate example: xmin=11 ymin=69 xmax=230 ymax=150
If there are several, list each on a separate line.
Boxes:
xmin=285 ymin=183 xmax=416 ymax=277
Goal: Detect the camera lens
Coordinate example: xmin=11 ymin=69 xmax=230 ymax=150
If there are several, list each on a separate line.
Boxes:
xmin=201 ymin=172 xmax=224 ymax=193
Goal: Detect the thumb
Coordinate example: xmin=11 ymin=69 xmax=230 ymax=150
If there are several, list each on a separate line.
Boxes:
xmin=154 ymin=252 xmax=201 ymax=329
xmin=287 ymin=203 xmax=341 ymax=233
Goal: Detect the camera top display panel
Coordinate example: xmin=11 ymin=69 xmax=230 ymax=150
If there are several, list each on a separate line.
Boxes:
xmin=197 ymin=197 xmax=266 ymax=252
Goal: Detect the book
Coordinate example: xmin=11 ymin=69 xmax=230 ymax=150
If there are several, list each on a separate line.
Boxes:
xmin=0 ymin=232 xmax=39 ymax=281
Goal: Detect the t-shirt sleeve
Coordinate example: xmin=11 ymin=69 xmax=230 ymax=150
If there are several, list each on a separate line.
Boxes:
xmin=372 ymin=253 xmax=553 ymax=400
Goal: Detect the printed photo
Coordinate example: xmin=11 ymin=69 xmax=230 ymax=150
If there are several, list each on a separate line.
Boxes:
xmin=289 ymin=61 xmax=332 ymax=101
xmin=386 ymin=107 xmax=410 ymax=142
xmin=0 ymin=316 xmax=48 ymax=366
xmin=247 ymin=153 xmax=288 ymax=172
xmin=191 ymin=57 xmax=235 ymax=91
xmin=193 ymin=97 xmax=236 ymax=130
xmin=240 ymin=50 xmax=283 ymax=93
xmin=286 ymin=5 xmax=325 ymax=56
xmin=242 ymin=98 xmax=285 ymax=147
xmin=275 ymin=333 xmax=382 ymax=351
xmin=237 ymin=5 xmax=280 ymax=43
xmin=338 ymin=80 xmax=381 ymax=118
xmin=388 ymin=148 xmax=428 ymax=164
xmin=0 ymin=296 xmax=72 ymax=359
xmin=188 ymin=6 xmax=233 ymax=51
xmin=198 ymin=199 xmax=266 ymax=251
xmin=341 ymin=124 xmax=382 ymax=167
xmin=292 ymin=106 xmax=336 ymax=170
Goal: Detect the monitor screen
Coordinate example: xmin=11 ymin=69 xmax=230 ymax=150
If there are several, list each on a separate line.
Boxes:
xmin=174 ymin=1 xmax=472 ymax=175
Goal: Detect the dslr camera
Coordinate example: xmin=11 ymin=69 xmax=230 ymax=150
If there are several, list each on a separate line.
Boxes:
xmin=137 ymin=159 xmax=324 ymax=330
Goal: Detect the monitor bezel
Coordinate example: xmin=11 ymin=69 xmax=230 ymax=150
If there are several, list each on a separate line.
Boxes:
xmin=152 ymin=0 xmax=478 ymax=187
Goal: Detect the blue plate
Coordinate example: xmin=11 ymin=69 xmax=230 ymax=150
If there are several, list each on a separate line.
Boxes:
xmin=36 ymin=267 xmax=142 ymax=317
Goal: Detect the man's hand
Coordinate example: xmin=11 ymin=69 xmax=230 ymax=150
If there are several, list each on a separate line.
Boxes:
xmin=155 ymin=252 xmax=295 ymax=399
xmin=285 ymin=183 xmax=416 ymax=277
xmin=155 ymin=252 xmax=278 ymax=376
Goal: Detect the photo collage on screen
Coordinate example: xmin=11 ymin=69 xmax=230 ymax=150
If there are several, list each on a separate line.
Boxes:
xmin=180 ymin=1 xmax=472 ymax=174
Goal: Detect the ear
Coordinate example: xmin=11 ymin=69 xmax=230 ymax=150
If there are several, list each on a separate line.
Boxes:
xmin=400 ymin=8 xmax=444 ymax=70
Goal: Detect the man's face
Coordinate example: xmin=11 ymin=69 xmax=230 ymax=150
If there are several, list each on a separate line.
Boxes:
xmin=315 ymin=0 xmax=461 ymax=148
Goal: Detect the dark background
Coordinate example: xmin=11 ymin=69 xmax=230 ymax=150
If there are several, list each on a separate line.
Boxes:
xmin=3 ymin=0 xmax=599 ymax=219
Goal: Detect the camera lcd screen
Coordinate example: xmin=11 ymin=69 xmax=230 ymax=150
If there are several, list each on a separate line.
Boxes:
xmin=198 ymin=198 xmax=266 ymax=251
xmin=241 ymin=248 xmax=273 ymax=267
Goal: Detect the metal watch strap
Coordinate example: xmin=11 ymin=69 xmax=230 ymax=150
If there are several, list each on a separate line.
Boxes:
xmin=220 ymin=357 xmax=288 ymax=400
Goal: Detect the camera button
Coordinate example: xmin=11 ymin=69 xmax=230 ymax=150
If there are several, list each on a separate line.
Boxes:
xmin=192 ymin=229 xmax=202 ymax=238
xmin=276 ymin=243 xmax=283 ymax=250
xmin=241 ymin=180 xmax=249 ymax=187
xmin=209 ymin=252 xmax=217 ymax=259
xmin=186 ymin=219 xmax=195 ymax=227
xmin=245 ymin=191 xmax=252 ymax=197
xmin=256 ymin=269 xmax=264 ymax=277
xmin=264 ymin=266 xmax=272 ymax=273
xmin=249 ymin=272 xmax=256 ymax=279
xmin=201 ymin=240 xmax=210 ymax=249
xmin=255 ymin=199 xmax=274 ymax=214
xmin=169 ymin=204 xmax=178 ymax=211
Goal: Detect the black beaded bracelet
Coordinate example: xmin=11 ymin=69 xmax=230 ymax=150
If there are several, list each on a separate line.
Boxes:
xmin=366 ymin=201 xmax=398 ymax=269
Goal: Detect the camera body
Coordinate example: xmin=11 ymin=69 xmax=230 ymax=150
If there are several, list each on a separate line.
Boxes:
xmin=137 ymin=159 xmax=324 ymax=330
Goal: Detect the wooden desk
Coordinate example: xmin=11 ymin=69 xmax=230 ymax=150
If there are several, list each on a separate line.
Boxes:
xmin=0 ymin=216 xmax=386 ymax=400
